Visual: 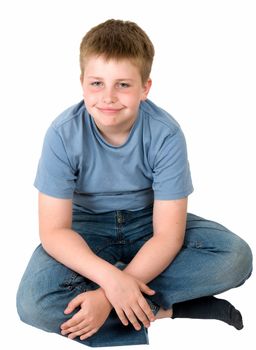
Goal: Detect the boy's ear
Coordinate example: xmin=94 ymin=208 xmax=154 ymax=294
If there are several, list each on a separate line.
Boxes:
xmin=80 ymin=74 xmax=84 ymax=85
xmin=141 ymin=78 xmax=152 ymax=100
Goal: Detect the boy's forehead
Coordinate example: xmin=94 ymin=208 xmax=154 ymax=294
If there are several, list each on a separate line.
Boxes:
xmin=83 ymin=55 xmax=141 ymax=75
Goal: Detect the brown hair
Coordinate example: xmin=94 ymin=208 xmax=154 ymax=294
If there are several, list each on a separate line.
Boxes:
xmin=80 ymin=19 xmax=155 ymax=83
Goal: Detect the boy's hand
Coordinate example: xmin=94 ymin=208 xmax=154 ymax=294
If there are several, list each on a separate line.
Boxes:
xmin=60 ymin=288 xmax=112 ymax=340
xmin=103 ymin=271 xmax=156 ymax=331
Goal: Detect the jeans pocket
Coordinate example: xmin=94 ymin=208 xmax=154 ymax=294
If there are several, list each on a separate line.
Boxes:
xmin=184 ymin=239 xmax=203 ymax=249
xmin=60 ymin=270 xmax=98 ymax=292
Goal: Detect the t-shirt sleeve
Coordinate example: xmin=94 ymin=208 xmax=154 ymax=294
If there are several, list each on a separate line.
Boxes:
xmin=34 ymin=126 xmax=77 ymax=199
xmin=152 ymin=127 xmax=193 ymax=200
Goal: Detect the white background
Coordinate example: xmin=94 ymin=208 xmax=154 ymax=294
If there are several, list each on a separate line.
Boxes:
xmin=0 ymin=0 xmax=255 ymax=349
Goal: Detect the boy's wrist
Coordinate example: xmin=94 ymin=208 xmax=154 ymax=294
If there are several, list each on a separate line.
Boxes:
xmin=98 ymin=268 xmax=132 ymax=303
xmin=96 ymin=287 xmax=113 ymax=311
xmin=95 ymin=261 xmax=123 ymax=289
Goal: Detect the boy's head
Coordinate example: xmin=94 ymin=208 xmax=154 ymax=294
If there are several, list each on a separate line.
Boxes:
xmin=80 ymin=19 xmax=155 ymax=84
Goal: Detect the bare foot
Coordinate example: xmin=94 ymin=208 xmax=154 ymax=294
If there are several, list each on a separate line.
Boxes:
xmin=155 ymin=307 xmax=173 ymax=319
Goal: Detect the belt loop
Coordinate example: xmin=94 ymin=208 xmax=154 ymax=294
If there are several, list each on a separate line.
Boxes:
xmin=116 ymin=211 xmax=123 ymax=224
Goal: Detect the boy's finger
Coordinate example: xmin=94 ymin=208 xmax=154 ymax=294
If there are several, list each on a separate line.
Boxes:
xmin=80 ymin=328 xmax=98 ymax=340
xmin=115 ymin=307 xmax=129 ymax=326
xmin=124 ymin=307 xmax=141 ymax=331
xmin=139 ymin=282 xmax=155 ymax=295
xmin=138 ymin=298 xmax=155 ymax=322
xmin=64 ymin=294 xmax=84 ymax=314
xmin=61 ymin=312 xmax=82 ymax=330
xmin=131 ymin=304 xmax=151 ymax=328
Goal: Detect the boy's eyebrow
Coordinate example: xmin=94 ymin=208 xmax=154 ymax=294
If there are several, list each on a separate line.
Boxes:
xmin=87 ymin=76 xmax=134 ymax=81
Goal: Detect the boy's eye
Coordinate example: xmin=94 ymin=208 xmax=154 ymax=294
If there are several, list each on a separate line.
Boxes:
xmin=91 ymin=81 xmax=103 ymax=87
xmin=117 ymin=82 xmax=130 ymax=88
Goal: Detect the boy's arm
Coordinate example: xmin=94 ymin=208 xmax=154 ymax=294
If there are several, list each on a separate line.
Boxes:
xmin=39 ymin=192 xmax=155 ymax=331
xmin=124 ymin=198 xmax=187 ymax=284
xmin=38 ymin=192 xmax=121 ymax=284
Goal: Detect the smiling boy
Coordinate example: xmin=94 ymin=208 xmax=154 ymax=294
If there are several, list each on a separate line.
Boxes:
xmin=17 ymin=19 xmax=252 ymax=347
xmin=81 ymin=56 xmax=151 ymax=146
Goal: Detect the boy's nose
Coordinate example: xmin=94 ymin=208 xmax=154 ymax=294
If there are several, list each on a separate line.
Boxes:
xmin=102 ymin=88 xmax=118 ymax=104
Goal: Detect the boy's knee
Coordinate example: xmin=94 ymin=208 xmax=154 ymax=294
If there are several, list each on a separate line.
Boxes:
xmin=226 ymin=234 xmax=253 ymax=287
xmin=16 ymin=280 xmax=61 ymax=333
xmin=16 ymin=284 xmax=40 ymax=327
xmin=16 ymin=278 xmax=47 ymax=328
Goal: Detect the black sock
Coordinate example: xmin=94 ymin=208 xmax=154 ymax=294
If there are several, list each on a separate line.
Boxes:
xmin=172 ymin=296 xmax=243 ymax=330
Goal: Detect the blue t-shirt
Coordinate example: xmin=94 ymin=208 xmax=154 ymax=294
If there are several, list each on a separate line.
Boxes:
xmin=34 ymin=99 xmax=193 ymax=213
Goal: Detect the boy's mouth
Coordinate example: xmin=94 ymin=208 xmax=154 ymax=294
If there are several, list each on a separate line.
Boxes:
xmin=97 ymin=107 xmax=124 ymax=114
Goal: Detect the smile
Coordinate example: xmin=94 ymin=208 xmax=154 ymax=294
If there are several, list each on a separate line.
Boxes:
xmin=97 ymin=107 xmax=123 ymax=114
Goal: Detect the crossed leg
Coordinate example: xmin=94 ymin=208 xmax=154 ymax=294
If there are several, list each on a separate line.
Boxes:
xmin=146 ymin=214 xmax=252 ymax=327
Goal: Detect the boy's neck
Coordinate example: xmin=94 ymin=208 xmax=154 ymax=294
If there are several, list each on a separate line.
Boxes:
xmin=94 ymin=117 xmax=137 ymax=146
xmin=100 ymin=131 xmax=129 ymax=146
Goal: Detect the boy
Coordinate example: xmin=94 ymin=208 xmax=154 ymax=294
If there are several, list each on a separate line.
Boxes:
xmin=16 ymin=19 xmax=252 ymax=347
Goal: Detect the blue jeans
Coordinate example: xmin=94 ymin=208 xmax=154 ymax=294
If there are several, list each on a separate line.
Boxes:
xmin=16 ymin=207 xmax=253 ymax=347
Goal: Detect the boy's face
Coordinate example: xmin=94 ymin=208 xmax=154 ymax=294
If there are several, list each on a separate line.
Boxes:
xmin=80 ymin=55 xmax=151 ymax=136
